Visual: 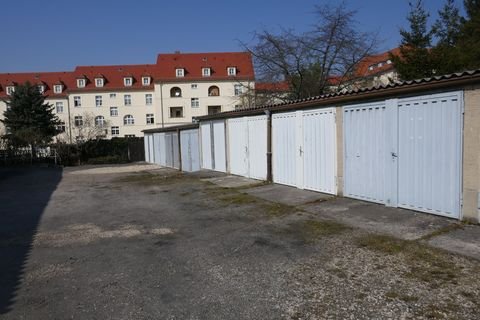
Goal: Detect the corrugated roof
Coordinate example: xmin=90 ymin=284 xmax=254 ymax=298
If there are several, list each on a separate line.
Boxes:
xmin=142 ymin=123 xmax=199 ymax=134
xmin=197 ymin=69 xmax=480 ymax=120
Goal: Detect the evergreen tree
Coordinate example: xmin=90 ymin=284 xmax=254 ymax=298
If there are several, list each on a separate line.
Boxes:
xmin=390 ymin=0 xmax=436 ymax=80
xmin=1 ymin=82 xmax=60 ymax=152
xmin=431 ymin=0 xmax=463 ymax=74
xmin=458 ymin=0 xmax=480 ymax=69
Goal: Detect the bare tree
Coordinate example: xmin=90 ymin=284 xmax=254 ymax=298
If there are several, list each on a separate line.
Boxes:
xmin=242 ymin=2 xmax=379 ymax=102
xmin=57 ymin=112 xmax=110 ymax=144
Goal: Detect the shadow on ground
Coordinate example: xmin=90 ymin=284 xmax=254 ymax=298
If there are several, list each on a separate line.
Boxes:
xmin=0 ymin=167 xmax=63 ymax=314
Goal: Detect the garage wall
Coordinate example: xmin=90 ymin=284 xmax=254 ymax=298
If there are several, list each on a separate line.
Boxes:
xmin=463 ymin=84 xmax=480 ymax=222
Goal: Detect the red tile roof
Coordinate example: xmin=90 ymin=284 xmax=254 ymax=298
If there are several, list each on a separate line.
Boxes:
xmin=0 ymin=51 xmax=255 ymax=97
xmin=0 ymin=71 xmax=73 ymax=98
xmin=255 ymin=81 xmax=290 ymax=92
xmin=354 ymin=48 xmax=401 ymax=78
xmin=155 ymin=52 xmax=254 ymax=81
xmin=71 ymin=64 xmax=156 ymax=92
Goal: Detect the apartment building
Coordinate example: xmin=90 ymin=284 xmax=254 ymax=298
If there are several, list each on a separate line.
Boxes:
xmin=0 ymin=52 xmax=254 ymax=142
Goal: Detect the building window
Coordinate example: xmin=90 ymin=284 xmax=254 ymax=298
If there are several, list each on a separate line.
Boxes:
xmin=208 ymin=106 xmax=221 ymax=115
xmin=234 ymin=84 xmax=243 ymax=96
xmin=170 ymin=87 xmax=182 ymax=97
xmin=124 ymin=77 xmax=133 ymax=86
xmin=110 ymin=107 xmax=118 ymax=117
xmin=176 ymin=68 xmax=184 ymax=77
xmin=146 ymin=113 xmax=154 ymax=124
xmin=191 ymin=84 xmax=198 ymax=89
xmin=37 ymin=85 xmax=45 ymax=94
xmin=95 ymin=78 xmax=104 ymax=87
xmin=95 ymin=116 xmax=106 ymax=127
xmin=6 ymin=86 xmax=14 ymax=95
xmin=56 ymin=122 xmax=66 ymax=132
xmin=142 ymin=77 xmax=150 ymax=86
xmin=387 ymin=59 xmax=392 ymax=64
xmin=74 ymin=96 xmax=81 ymax=107
xmin=74 ymin=116 xmax=83 ymax=127
xmin=123 ymin=114 xmax=135 ymax=125
xmin=227 ymin=67 xmax=236 ymax=76
xmin=125 ymin=134 xmax=136 ymax=138
xmin=111 ymin=126 xmax=119 ymax=136
xmin=202 ymin=67 xmax=211 ymax=77
xmin=208 ymin=86 xmax=220 ymax=96
xmin=170 ymin=107 xmax=183 ymax=118
xmin=124 ymin=94 xmax=131 ymax=106
xmin=77 ymin=78 xmax=86 ymax=88
xmin=145 ymin=94 xmax=153 ymax=105
xmin=191 ymin=98 xmax=199 ymax=108
xmin=95 ymin=95 xmax=103 ymax=107
xmin=56 ymin=102 xmax=64 ymax=113
xmin=6 ymin=102 xmax=11 ymax=111
xmin=53 ymin=85 xmax=63 ymax=93
xmin=235 ymin=105 xmax=243 ymax=110
xmin=110 ymin=93 xmax=116 ymax=98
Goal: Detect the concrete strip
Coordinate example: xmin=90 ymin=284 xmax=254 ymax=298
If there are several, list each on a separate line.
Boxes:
xmin=427 ymin=225 xmax=480 ymax=260
xmin=300 ymin=197 xmax=455 ymax=240
xmin=243 ymin=184 xmax=333 ymax=206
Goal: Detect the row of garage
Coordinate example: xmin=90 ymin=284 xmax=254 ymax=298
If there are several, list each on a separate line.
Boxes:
xmin=144 ymin=87 xmax=472 ymax=221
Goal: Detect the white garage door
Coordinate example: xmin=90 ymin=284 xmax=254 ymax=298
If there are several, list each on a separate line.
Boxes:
xmin=200 ymin=121 xmax=227 ymax=172
xmin=181 ymin=129 xmax=200 ymax=172
xmin=302 ymin=109 xmax=337 ymax=194
xmin=272 ymin=112 xmax=297 ymax=187
xmin=144 ymin=134 xmax=152 ymax=163
xmin=344 ymin=92 xmax=463 ymax=218
xmin=397 ymin=93 xmax=462 ymax=218
xmin=344 ymin=103 xmax=387 ymax=204
xmin=212 ymin=121 xmax=227 ymax=173
xmin=157 ymin=133 xmax=167 ymax=166
xmin=227 ymin=115 xmax=268 ymax=180
xmin=152 ymin=133 xmax=161 ymax=165
xmin=272 ymin=108 xmax=337 ymax=194
xmin=200 ymin=122 xmax=213 ymax=170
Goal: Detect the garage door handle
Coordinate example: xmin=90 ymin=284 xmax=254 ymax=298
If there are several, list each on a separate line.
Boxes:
xmin=391 ymin=152 xmax=398 ymax=158
xmin=299 ymin=147 xmax=303 ymax=156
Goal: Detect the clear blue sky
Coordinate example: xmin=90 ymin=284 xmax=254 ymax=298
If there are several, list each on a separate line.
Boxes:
xmin=1 ymin=0 xmax=465 ymax=72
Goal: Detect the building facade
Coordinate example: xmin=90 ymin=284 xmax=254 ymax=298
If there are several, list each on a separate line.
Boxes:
xmin=0 ymin=52 xmax=254 ymax=142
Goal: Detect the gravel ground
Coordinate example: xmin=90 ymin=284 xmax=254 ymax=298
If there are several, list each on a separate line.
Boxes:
xmin=1 ymin=165 xmax=479 ymax=319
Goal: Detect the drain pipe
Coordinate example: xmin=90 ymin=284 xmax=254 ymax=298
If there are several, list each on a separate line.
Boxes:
xmin=265 ymin=109 xmax=273 ymax=182
xmin=177 ymin=128 xmax=182 ymax=171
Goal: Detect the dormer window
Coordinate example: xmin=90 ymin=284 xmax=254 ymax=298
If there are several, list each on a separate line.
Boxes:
xmin=53 ymin=85 xmax=63 ymax=94
xmin=387 ymin=59 xmax=392 ymax=64
xmin=176 ymin=68 xmax=184 ymax=77
xmin=227 ymin=67 xmax=237 ymax=76
xmin=124 ymin=77 xmax=133 ymax=86
xmin=202 ymin=67 xmax=211 ymax=77
xmin=142 ymin=76 xmax=151 ymax=86
xmin=77 ymin=78 xmax=86 ymax=88
xmin=6 ymin=86 xmax=15 ymax=95
xmin=95 ymin=78 xmax=104 ymax=87
xmin=37 ymin=85 xmax=45 ymax=94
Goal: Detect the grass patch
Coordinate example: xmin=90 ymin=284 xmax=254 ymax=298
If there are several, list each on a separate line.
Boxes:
xmin=279 ymin=219 xmax=350 ymax=243
xmin=419 ymin=223 xmax=464 ymax=241
xmin=115 ymin=172 xmax=187 ymax=186
xmin=218 ymin=192 xmax=258 ymax=205
xmin=260 ymin=202 xmax=297 ymax=217
xmin=357 ymin=234 xmax=461 ymax=286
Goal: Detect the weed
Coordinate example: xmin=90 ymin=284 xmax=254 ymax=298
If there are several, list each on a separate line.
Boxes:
xmin=115 ymin=172 xmax=187 ymax=186
xmin=357 ymin=234 xmax=461 ymax=286
xmin=420 ymin=223 xmax=464 ymax=241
